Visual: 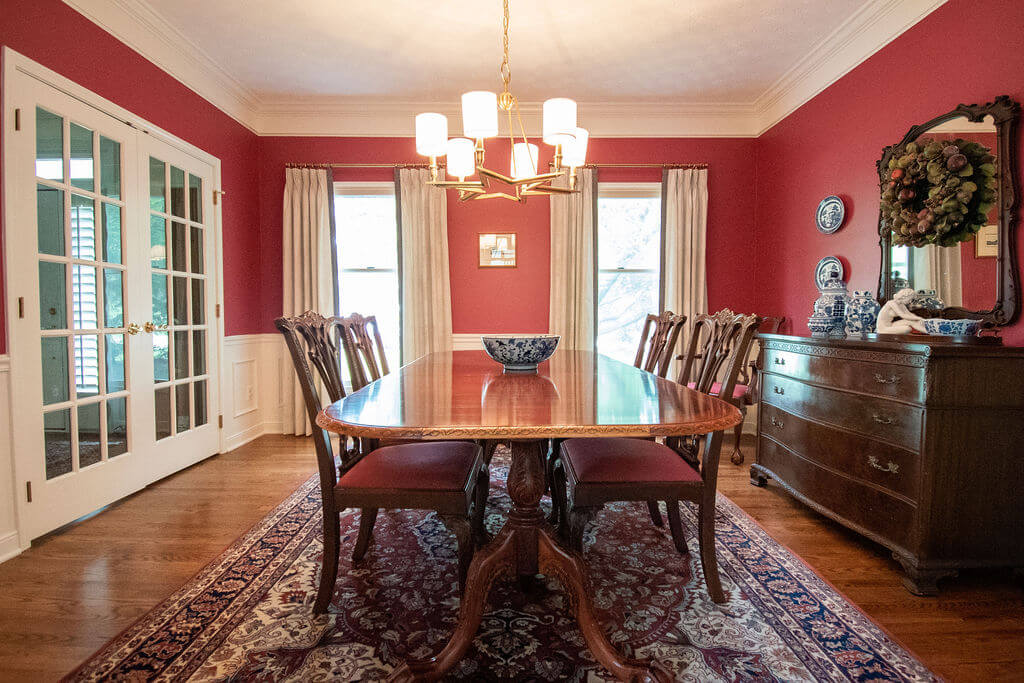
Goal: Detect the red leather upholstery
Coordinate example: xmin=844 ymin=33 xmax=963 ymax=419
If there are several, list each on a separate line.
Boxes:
xmin=339 ymin=441 xmax=479 ymax=491
xmin=687 ymin=381 xmax=751 ymax=402
xmin=561 ymin=438 xmax=701 ymax=484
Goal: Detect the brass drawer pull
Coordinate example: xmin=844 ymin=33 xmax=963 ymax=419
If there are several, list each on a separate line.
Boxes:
xmin=773 ymin=386 xmax=785 ymax=395
xmin=770 ymin=416 xmax=785 ymax=429
xmin=874 ymin=373 xmax=901 ymax=385
xmin=868 ymin=456 xmax=900 ymax=474
xmin=872 ymin=414 xmax=895 ymax=425
xmin=773 ymin=357 xmax=786 ymax=365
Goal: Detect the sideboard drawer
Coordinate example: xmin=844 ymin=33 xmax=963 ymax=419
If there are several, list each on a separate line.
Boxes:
xmin=762 ymin=348 xmax=925 ymax=403
xmin=757 ymin=436 xmax=915 ymax=550
xmin=761 ymin=374 xmax=923 ymax=449
xmin=759 ymin=403 xmax=919 ymax=501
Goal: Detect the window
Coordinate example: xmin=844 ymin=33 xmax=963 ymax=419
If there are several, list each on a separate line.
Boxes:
xmin=333 ymin=182 xmax=401 ymax=369
xmin=596 ymin=183 xmax=662 ymax=364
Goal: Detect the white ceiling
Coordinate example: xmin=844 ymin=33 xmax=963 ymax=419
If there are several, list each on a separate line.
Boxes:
xmin=64 ymin=0 xmax=947 ymax=136
xmin=139 ymin=0 xmax=861 ymax=103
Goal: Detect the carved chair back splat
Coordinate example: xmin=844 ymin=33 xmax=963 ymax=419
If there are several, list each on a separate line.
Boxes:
xmin=634 ymin=311 xmax=686 ymax=377
xmin=337 ymin=313 xmax=390 ymax=391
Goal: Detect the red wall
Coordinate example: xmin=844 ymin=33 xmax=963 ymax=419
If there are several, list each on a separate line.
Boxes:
xmin=0 ymin=0 xmax=261 ymax=354
xmin=754 ymin=0 xmax=1024 ymax=345
xmin=256 ymin=136 xmax=759 ymax=334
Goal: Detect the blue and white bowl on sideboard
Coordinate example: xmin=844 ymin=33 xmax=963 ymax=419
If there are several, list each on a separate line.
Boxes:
xmin=921 ymin=318 xmax=981 ymax=337
xmin=482 ymin=335 xmax=561 ymax=372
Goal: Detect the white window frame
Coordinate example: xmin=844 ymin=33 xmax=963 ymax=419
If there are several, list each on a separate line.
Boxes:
xmin=331 ymin=181 xmax=401 ymax=362
xmin=595 ymin=182 xmax=663 ymax=357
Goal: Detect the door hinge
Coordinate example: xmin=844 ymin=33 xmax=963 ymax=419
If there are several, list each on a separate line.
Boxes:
xmin=218 ymin=415 xmax=223 ymax=428
xmin=215 ymin=303 xmax=221 ymax=318
xmin=18 ymin=297 xmax=25 ymax=318
xmin=213 ymin=189 xmax=225 ymax=205
xmin=26 ymin=481 xmax=32 ymax=503
xmin=14 ymin=108 xmax=21 ymax=131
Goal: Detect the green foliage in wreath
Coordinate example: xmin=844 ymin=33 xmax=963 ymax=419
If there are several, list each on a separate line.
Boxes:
xmin=879 ymin=137 xmax=998 ymax=247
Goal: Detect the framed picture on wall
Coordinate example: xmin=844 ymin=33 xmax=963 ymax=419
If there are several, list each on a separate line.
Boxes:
xmin=479 ymin=232 xmax=517 ymax=267
xmin=975 ymin=224 xmax=999 ymax=257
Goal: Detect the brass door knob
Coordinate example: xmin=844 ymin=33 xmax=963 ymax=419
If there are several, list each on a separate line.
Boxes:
xmin=127 ymin=323 xmax=141 ymax=336
xmin=143 ymin=321 xmax=168 ymax=333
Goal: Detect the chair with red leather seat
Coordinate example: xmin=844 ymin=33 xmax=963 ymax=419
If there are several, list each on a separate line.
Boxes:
xmin=276 ymin=311 xmax=489 ymax=613
xmin=552 ymin=312 xmax=760 ymax=603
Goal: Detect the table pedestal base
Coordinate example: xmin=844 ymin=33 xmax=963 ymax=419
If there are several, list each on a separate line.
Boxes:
xmin=388 ymin=440 xmax=672 ymax=682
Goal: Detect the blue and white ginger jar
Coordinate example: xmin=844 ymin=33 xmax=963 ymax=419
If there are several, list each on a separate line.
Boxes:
xmin=845 ymin=290 xmax=880 ymax=336
xmin=913 ymin=289 xmax=944 ymax=311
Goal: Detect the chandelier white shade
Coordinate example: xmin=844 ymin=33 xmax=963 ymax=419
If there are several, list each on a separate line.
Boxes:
xmin=462 ymin=91 xmax=499 ymax=138
xmin=446 ymin=137 xmax=476 ymax=178
xmin=415 ymin=113 xmax=448 ymax=157
xmin=412 ymin=0 xmax=587 ymax=202
xmin=542 ymin=97 xmax=577 ymax=146
xmin=511 ymin=142 xmax=539 ymax=180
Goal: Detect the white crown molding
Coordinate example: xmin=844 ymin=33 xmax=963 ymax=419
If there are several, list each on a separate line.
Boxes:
xmin=62 ymin=0 xmax=261 ymax=132
xmin=253 ymin=98 xmax=762 ymax=138
xmin=754 ymin=0 xmax=948 ymax=134
xmin=63 ymin=0 xmax=946 ymax=138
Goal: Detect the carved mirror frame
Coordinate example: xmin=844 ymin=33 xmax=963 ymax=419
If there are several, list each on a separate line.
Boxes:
xmin=876 ymin=95 xmax=1020 ymax=326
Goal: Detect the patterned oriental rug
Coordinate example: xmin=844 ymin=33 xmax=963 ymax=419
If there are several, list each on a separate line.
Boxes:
xmin=68 ymin=449 xmax=936 ymax=682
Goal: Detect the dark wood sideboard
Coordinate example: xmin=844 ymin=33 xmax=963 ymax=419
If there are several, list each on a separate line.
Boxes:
xmin=750 ymin=333 xmax=1024 ymax=595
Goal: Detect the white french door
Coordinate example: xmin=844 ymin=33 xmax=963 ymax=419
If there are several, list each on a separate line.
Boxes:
xmin=5 ymin=61 xmax=221 ymax=540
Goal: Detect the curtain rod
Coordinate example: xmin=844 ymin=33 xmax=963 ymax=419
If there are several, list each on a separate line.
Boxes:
xmin=285 ymin=162 xmax=708 ymax=170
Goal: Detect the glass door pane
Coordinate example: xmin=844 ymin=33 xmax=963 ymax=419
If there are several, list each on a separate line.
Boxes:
xmin=34 ymin=109 xmax=132 ymax=480
xmin=147 ymin=157 xmax=210 ymax=441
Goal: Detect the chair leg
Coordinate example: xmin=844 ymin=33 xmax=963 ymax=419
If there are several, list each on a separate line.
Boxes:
xmin=647 ymin=500 xmax=665 ymax=527
xmin=567 ymin=506 xmax=599 ymax=554
xmin=352 ymin=507 xmax=379 ymax=562
xmin=730 ymin=406 xmax=746 ymax=465
xmin=666 ymin=500 xmax=689 ymax=555
xmin=698 ymin=500 xmax=725 ymax=603
xmin=439 ymin=515 xmax=474 ymax=593
xmin=481 ymin=439 xmax=501 ymax=466
xmin=471 ymin=465 xmax=491 ymax=547
xmin=549 ymin=458 xmax=567 ymax=529
xmin=314 ymin=509 xmax=341 ymax=614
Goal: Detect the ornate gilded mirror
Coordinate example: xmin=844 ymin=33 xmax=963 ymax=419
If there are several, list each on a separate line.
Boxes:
xmin=876 ymin=96 xmax=1020 ymax=326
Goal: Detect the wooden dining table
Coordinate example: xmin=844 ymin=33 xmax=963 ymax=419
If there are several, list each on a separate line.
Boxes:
xmin=317 ymin=349 xmax=742 ymax=682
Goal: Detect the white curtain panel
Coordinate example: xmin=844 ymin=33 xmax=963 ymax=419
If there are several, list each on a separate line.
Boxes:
xmin=914 ymin=244 xmax=964 ymax=308
xmin=397 ymin=168 xmax=453 ymax=362
xmin=281 ymin=167 xmax=335 ymax=436
xmin=662 ymin=168 xmax=709 ymax=374
xmin=549 ymin=167 xmax=597 ymax=350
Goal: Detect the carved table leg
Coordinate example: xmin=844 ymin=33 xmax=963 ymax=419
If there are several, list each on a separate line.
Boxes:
xmin=389 ymin=440 xmax=670 ymax=682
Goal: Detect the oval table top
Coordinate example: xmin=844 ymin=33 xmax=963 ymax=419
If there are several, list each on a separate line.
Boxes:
xmin=317 ymin=350 xmax=742 ymax=440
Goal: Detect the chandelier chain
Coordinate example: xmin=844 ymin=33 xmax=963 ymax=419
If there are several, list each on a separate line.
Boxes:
xmin=499 ymin=0 xmax=511 ymax=98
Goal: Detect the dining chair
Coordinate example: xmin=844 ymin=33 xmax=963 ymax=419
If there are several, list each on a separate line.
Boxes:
xmin=727 ymin=315 xmax=785 ymax=465
xmin=551 ymin=312 xmax=760 ymax=603
xmin=275 ymin=311 xmax=489 ymax=613
xmin=545 ymin=310 xmax=685 ymax=525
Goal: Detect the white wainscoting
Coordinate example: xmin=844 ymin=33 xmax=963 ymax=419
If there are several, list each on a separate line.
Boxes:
xmin=0 ymin=355 xmax=23 ymax=561
xmin=220 ymin=334 xmax=288 ymax=452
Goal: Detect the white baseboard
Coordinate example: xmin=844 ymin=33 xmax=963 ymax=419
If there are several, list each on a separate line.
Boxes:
xmin=0 ymin=531 xmax=22 ymax=563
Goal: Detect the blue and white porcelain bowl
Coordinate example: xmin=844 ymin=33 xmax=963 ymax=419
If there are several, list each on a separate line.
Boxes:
xmin=921 ymin=318 xmax=981 ymax=337
xmin=481 ymin=335 xmax=560 ymax=372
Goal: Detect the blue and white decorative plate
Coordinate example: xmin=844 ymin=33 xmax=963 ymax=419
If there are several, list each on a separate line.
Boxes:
xmin=814 ymin=256 xmax=844 ymax=292
xmin=816 ymin=195 xmax=845 ymax=234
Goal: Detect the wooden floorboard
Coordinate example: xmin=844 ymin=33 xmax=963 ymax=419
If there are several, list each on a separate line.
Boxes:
xmin=0 ymin=434 xmax=1020 ymax=681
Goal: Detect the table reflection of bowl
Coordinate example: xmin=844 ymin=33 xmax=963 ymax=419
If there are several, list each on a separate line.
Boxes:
xmin=921 ymin=318 xmax=981 ymax=336
xmin=481 ymin=335 xmax=560 ymax=372
xmin=481 ymin=371 xmax=559 ymax=425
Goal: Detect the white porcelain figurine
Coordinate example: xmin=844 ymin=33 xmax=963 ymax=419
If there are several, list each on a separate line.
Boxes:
xmin=876 ymin=288 xmax=928 ymax=334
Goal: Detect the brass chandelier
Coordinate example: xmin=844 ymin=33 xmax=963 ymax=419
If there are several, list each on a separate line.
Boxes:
xmin=414 ymin=0 xmax=588 ymax=202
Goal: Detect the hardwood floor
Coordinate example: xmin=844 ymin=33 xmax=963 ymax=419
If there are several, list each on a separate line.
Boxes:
xmin=0 ymin=434 xmax=1020 ymax=681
